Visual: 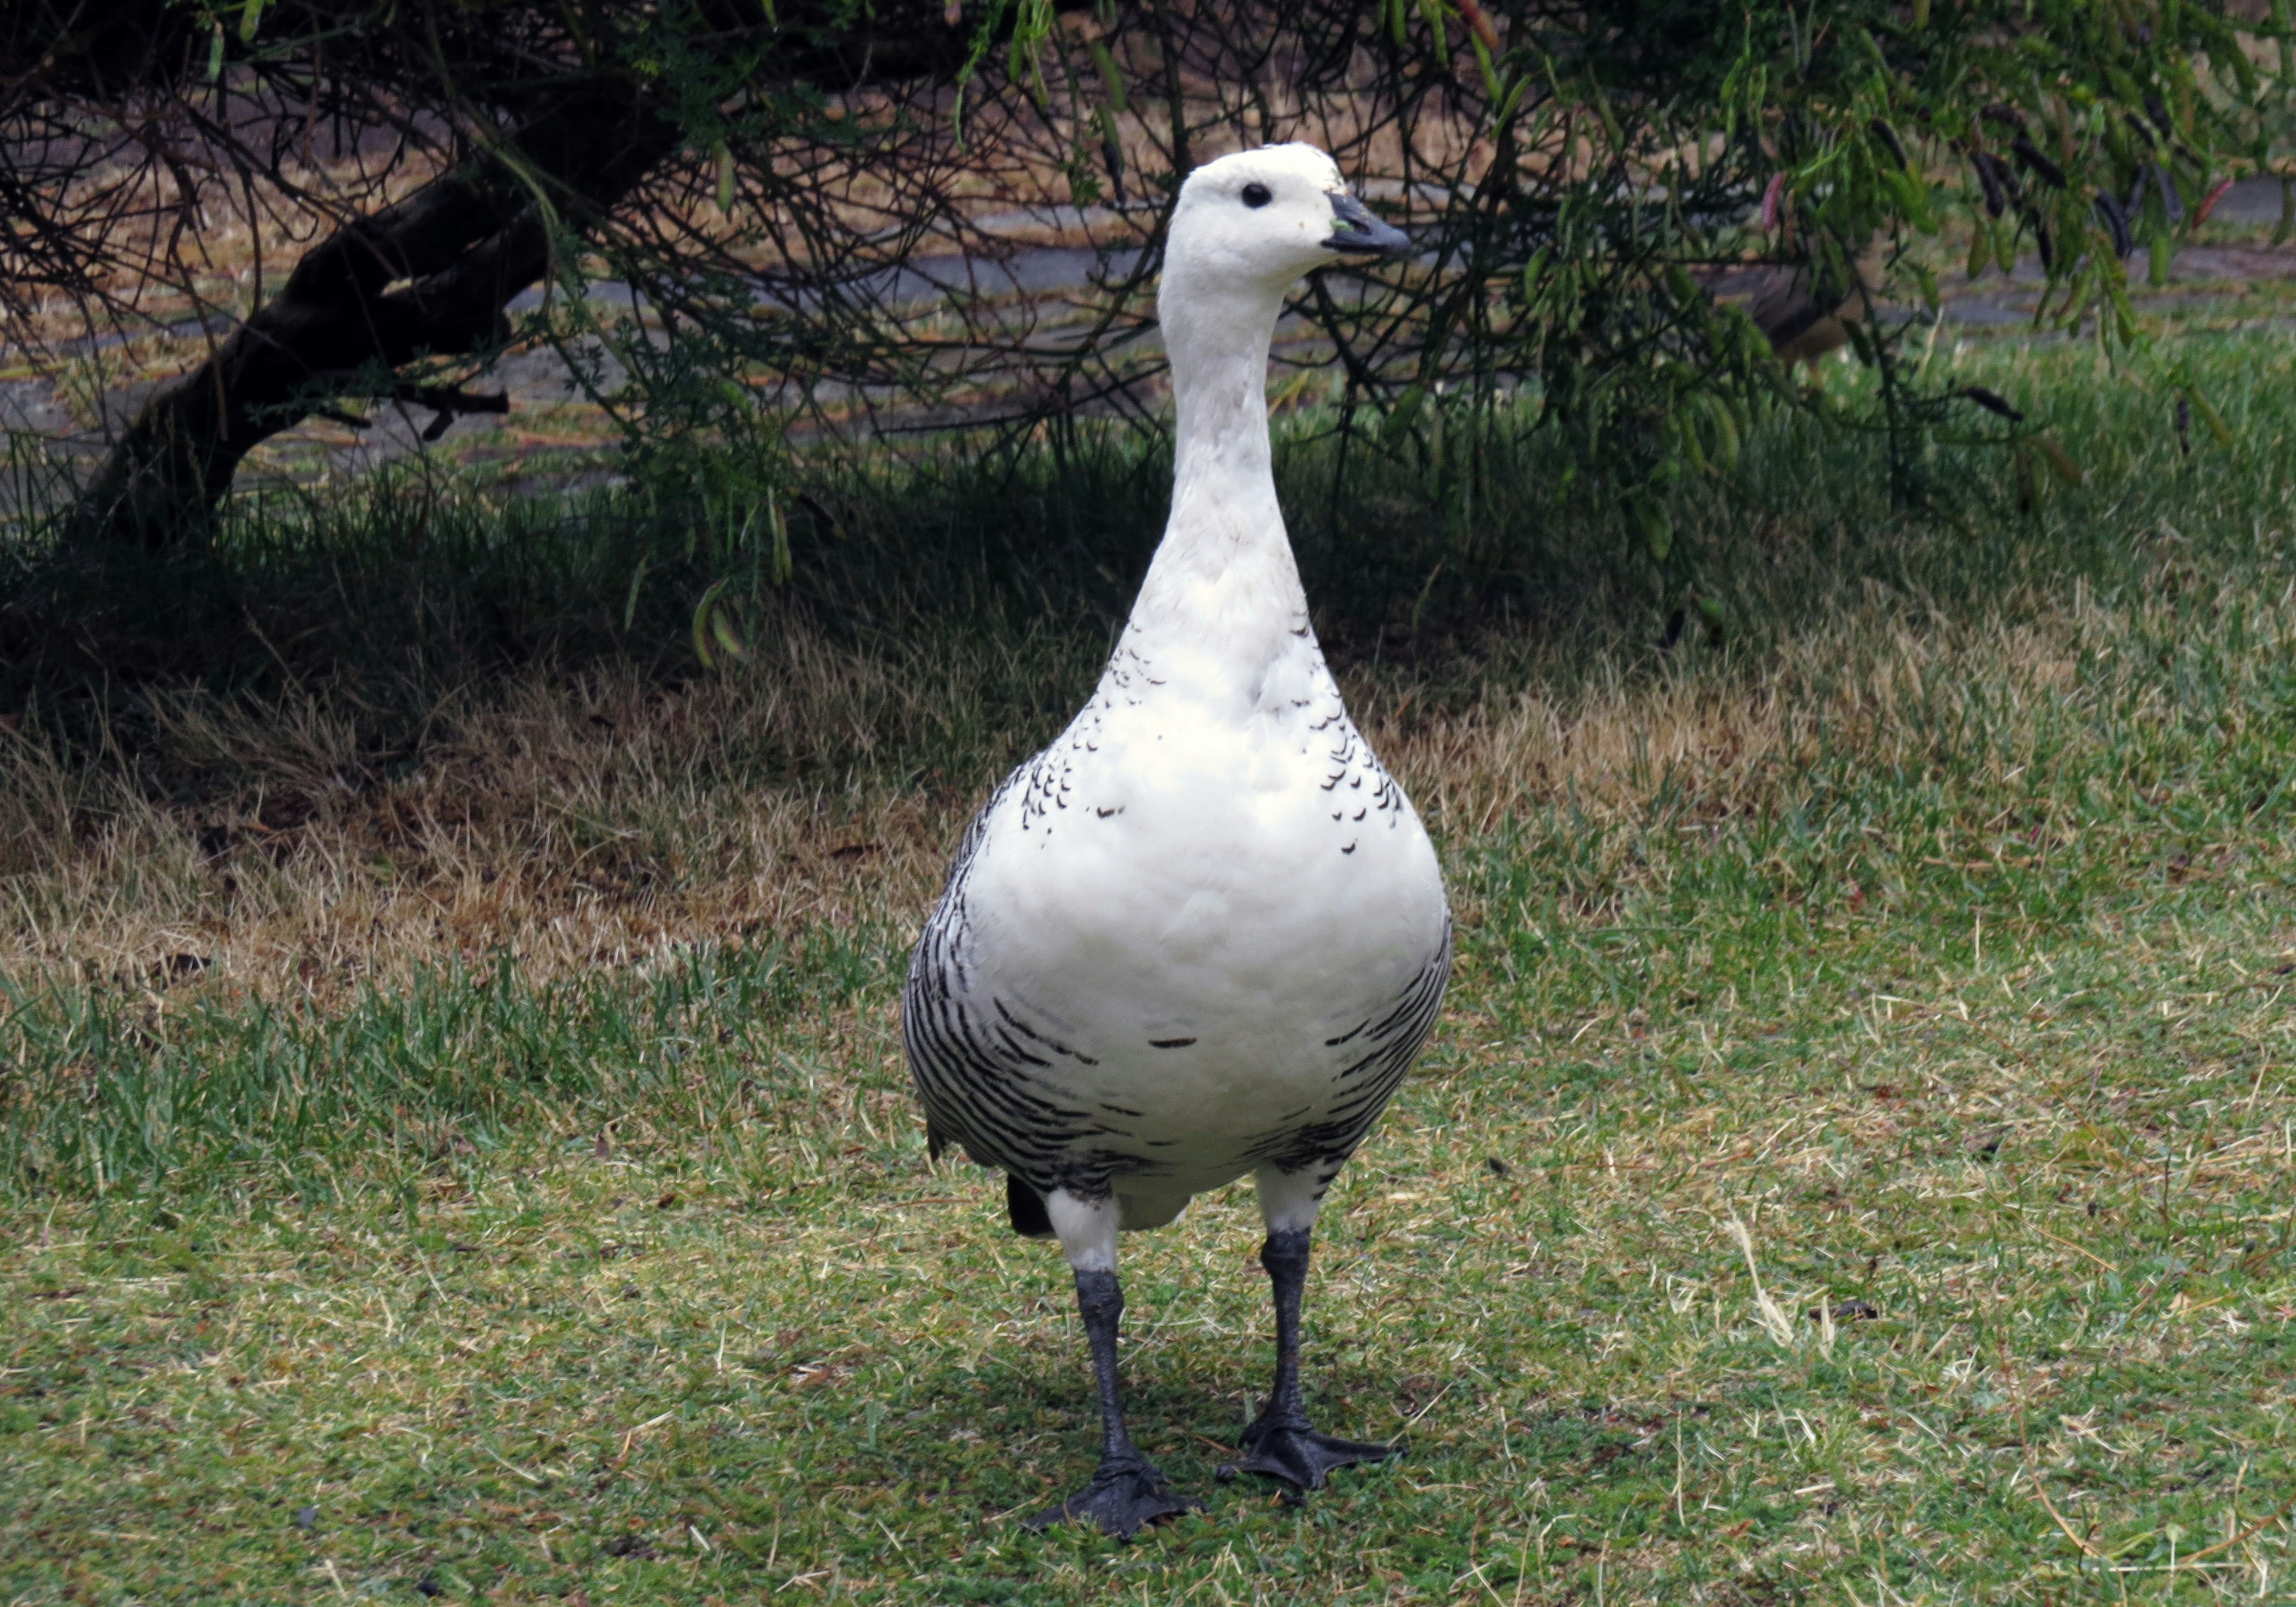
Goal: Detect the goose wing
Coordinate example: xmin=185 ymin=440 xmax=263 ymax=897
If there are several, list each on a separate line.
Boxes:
xmin=902 ymin=763 xmax=1109 ymax=1180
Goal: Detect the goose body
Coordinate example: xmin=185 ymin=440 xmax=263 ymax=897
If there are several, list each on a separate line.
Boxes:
xmin=908 ymin=576 xmax=1449 ymax=1229
xmin=903 ymin=143 xmax=1448 ymax=1534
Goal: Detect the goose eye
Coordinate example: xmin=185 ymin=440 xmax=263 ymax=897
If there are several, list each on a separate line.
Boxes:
xmin=1241 ymin=183 xmax=1272 ymax=209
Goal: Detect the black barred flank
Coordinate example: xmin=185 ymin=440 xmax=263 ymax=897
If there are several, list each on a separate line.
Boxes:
xmin=905 ymin=824 xmax=1452 ymax=1212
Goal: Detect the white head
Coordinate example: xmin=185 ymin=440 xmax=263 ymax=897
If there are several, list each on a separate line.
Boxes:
xmin=1161 ymin=143 xmax=1409 ymax=301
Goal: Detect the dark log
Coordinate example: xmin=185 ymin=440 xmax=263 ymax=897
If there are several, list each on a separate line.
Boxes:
xmin=65 ymin=77 xmax=676 ymax=550
xmin=48 ymin=0 xmax=999 ymax=551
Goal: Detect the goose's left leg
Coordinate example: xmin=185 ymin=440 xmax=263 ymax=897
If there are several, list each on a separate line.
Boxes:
xmin=1229 ymin=1167 xmax=1400 ymax=1492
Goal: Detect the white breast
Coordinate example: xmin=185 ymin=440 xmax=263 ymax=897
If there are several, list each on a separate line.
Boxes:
xmin=943 ymin=622 xmax=1447 ymax=1205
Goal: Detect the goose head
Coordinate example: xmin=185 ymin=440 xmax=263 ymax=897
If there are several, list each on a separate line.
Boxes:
xmin=1159 ymin=144 xmax=1407 ymax=340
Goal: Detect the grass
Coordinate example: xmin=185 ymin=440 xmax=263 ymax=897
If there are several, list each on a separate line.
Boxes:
xmin=6 ymin=331 xmax=2296 ymax=1602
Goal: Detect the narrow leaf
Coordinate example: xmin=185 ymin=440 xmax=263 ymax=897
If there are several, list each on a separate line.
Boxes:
xmin=2033 ymin=436 xmax=2084 ymax=487
xmin=1910 ymin=261 xmax=1940 ymax=311
xmin=1470 ymin=33 xmax=1502 ymax=104
xmin=1381 ymin=383 xmax=1428 ymax=445
xmin=1632 ymin=496 xmax=1672 ymax=563
xmin=768 ymin=493 xmax=791 ymax=584
xmin=1086 ymin=39 xmax=1128 ymax=114
xmin=692 ymin=579 xmax=729 ymax=670
xmin=710 ymin=607 xmax=749 ymax=661
xmin=622 ymin=557 xmax=649 ymax=633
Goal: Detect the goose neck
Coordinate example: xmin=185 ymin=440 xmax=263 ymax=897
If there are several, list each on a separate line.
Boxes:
xmin=1118 ymin=275 xmax=1314 ymax=688
xmin=1165 ymin=279 xmax=1283 ymax=500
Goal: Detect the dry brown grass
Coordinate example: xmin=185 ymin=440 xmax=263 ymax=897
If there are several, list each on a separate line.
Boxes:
xmin=1403 ymin=587 xmax=2100 ymax=838
xmin=0 ymin=619 xmax=968 ymax=998
xmin=4 ymin=575 xmax=2232 ymax=1009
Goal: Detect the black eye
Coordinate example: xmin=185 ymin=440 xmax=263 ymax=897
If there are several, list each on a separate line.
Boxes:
xmin=1241 ymin=182 xmax=1272 ymax=209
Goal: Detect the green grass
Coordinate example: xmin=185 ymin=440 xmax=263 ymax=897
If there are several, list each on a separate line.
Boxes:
xmin=7 ymin=333 xmax=2296 ymax=1602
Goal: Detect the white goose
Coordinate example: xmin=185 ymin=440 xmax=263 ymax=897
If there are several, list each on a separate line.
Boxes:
xmin=903 ymin=143 xmax=1450 ymax=1536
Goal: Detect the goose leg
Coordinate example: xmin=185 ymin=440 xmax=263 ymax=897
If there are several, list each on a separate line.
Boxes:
xmin=1230 ymin=1172 xmax=1400 ymax=1492
xmin=1025 ymin=1189 xmax=1195 ymax=1537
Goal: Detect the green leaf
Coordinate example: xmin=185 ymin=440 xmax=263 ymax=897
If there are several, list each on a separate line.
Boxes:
xmin=1520 ymin=247 xmax=1550 ymax=301
xmin=622 ymin=556 xmax=649 ymax=632
xmin=2225 ymin=34 xmax=2259 ymax=95
xmin=1414 ymin=0 xmax=1448 ymax=54
xmin=1490 ymin=74 xmax=1529 ymax=130
xmin=768 ymin=493 xmax=791 ymax=585
xmin=1674 ymin=407 xmax=1706 ymax=476
xmin=710 ymin=606 xmax=749 ymax=662
xmin=1703 ymin=396 xmax=1741 ymax=472
xmin=692 ymin=579 xmax=731 ymax=670
xmin=206 ymin=21 xmax=225 ymax=80
xmin=239 ymin=0 xmax=264 ymax=44
xmin=1887 ymin=166 xmax=1936 ymax=234
xmin=1632 ymin=496 xmax=1673 ymax=563
xmin=1086 ymin=39 xmax=1128 ymax=114
xmin=1468 ymin=34 xmax=1502 ymax=103
xmin=1381 ymin=383 xmax=1428 ymax=445
xmin=715 ymin=142 xmax=735 ymax=214
xmin=1590 ymin=87 xmax=1625 ymax=153
xmin=2057 ymin=273 xmax=2093 ymax=332
xmin=2149 ymin=232 xmax=2170 ymax=288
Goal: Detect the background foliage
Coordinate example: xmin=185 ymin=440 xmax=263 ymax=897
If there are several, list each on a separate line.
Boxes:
xmin=5 ymin=1 xmax=2291 ymax=585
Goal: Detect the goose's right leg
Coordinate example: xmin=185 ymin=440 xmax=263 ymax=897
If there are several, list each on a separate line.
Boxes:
xmin=1023 ymin=1188 xmax=1196 ymax=1538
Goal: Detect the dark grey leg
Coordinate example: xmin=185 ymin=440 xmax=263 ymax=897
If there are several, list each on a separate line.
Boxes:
xmin=1024 ymin=1267 xmax=1196 ymax=1536
xmin=1227 ymin=1227 xmax=1400 ymax=1492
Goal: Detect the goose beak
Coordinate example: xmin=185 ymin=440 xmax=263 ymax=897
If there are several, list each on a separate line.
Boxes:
xmin=1323 ymin=192 xmax=1410 ymax=257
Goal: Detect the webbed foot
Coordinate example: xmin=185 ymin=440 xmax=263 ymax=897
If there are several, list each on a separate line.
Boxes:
xmin=1224 ymin=1417 xmax=1401 ymax=1492
xmin=1025 ymin=1457 xmax=1198 ymax=1538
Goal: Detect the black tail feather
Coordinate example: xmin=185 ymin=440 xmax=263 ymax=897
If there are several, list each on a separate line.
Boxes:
xmin=1006 ymin=1174 xmax=1054 ymax=1238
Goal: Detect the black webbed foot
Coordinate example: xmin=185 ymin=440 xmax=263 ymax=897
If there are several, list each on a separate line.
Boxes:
xmin=1025 ymin=1457 xmax=1198 ymax=1538
xmin=1225 ymin=1417 xmax=1401 ymax=1492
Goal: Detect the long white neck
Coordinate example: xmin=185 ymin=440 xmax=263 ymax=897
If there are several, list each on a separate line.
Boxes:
xmin=1167 ymin=274 xmax=1281 ymax=502
xmin=1121 ymin=270 xmax=1312 ymax=679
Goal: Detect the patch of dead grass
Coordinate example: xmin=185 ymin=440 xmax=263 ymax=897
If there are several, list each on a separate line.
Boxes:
xmin=10 ymin=575 xmax=2274 ymax=1008
xmin=0 ymin=616 xmax=970 ymax=997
